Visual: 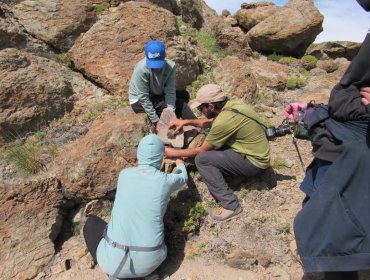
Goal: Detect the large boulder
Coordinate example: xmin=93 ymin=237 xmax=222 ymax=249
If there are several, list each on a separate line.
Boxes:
xmin=214 ymin=56 xmax=258 ymax=103
xmin=0 ymin=49 xmax=75 ymax=138
xmin=0 ymin=178 xmax=69 ymax=280
xmin=306 ymin=41 xmax=362 ymax=60
xmin=247 ymin=0 xmax=323 ymax=56
xmin=57 ymin=110 xmax=151 ymax=200
xmin=166 ymin=36 xmax=200 ymax=91
xmin=235 ymin=2 xmax=279 ymax=31
xmin=0 ymin=48 xmax=106 ymax=139
xmin=69 ymin=2 xmax=179 ymax=96
xmin=0 ymin=2 xmax=53 ymax=53
xmin=11 ymin=0 xmax=100 ymax=51
xmin=180 ymin=0 xmax=219 ymax=31
xmin=247 ymin=59 xmax=290 ymax=91
xmin=110 ymin=0 xmax=180 ymax=14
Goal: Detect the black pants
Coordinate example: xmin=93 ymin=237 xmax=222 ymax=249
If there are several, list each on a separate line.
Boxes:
xmin=195 ymin=147 xmax=263 ymax=210
xmin=83 ymin=215 xmax=107 ymax=263
xmin=131 ymin=90 xmax=196 ymax=121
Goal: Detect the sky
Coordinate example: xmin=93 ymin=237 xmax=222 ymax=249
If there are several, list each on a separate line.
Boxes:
xmin=204 ymin=0 xmax=369 ymax=43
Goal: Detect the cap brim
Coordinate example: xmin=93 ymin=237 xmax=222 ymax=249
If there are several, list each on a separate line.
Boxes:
xmin=190 ymin=100 xmax=202 ymax=110
xmin=146 ymin=59 xmax=165 ymax=69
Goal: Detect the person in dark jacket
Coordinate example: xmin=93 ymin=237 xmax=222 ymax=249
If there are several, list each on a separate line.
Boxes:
xmin=285 ymin=1 xmax=370 ymax=279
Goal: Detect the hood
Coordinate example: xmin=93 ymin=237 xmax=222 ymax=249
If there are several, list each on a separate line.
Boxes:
xmin=357 ymin=0 xmax=370 ymax=11
xmin=137 ymin=134 xmax=164 ymax=169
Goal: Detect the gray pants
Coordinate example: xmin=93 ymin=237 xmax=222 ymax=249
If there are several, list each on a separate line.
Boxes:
xmin=195 ymin=147 xmax=263 ymax=210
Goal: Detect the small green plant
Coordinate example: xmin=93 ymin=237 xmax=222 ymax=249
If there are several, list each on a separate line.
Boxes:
xmin=286 ymin=76 xmax=307 ymax=89
xmin=272 ymin=157 xmax=285 ymax=170
xmin=279 ymin=222 xmax=291 ymax=234
xmin=300 ymin=55 xmax=318 ymax=70
xmin=259 ymin=182 xmax=269 ymax=193
xmin=56 ymin=53 xmax=72 ymax=67
xmin=239 ymin=187 xmax=250 ymax=199
xmin=95 ymin=0 xmax=109 ymax=14
xmin=6 ymin=139 xmax=44 ymax=174
xmin=71 ymin=221 xmax=81 ymax=236
xmin=279 ymin=56 xmax=299 ymax=65
xmin=183 ymin=202 xmax=207 ymax=232
xmin=252 ymin=51 xmax=261 ymax=60
xmin=267 ymin=52 xmax=282 ymax=62
xmin=254 ymin=213 xmax=269 ymax=223
xmin=298 ymin=67 xmax=310 ymax=77
xmin=204 ymin=199 xmax=216 ymax=208
xmin=34 ymin=131 xmax=45 ymax=142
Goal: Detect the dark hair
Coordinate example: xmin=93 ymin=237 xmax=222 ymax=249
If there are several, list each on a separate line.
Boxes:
xmin=211 ymin=97 xmax=229 ymax=110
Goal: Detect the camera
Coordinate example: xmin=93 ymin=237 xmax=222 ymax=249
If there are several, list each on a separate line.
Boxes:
xmin=265 ymin=121 xmax=308 ymax=141
xmin=265 ymin=124 xmax=293 ymax=140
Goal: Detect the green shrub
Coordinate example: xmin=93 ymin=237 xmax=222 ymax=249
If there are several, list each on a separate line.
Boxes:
xmin=279 ymin=56 xmax=299 ymax=65
xmin=56 ymin=53 xmax=72 ymax=67
xmin=95 ymin=0 xmax=109 ymax=14
xmin=298 ymin=67 xmax=310 ymax=77
xmin=239 ymin=187 xmax=250 ymax=199
xmin=267 ymin=52 xmax=282 ymax=62
xmin=183 ymin=202 xmax=207 ymax=232
xmin=6 ymin=139 xmax=44 ymax=174
xmin=301 ymin=55 xmax=318 ymax=70
xmin=286 ymin=76 xmax=307 ymax=89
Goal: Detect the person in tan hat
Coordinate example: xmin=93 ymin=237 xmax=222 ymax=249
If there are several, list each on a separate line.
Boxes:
xmin=165 ymin=84 xmax=270 ymax=221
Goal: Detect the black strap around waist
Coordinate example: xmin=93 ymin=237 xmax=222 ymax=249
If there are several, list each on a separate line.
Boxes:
xmin=102 ymin=226 xmax=164 ymax=278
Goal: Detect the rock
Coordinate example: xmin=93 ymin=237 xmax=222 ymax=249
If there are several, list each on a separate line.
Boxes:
xmin=235 ymin=2 xmax=279 ymax=31
xmin=69 ymin=2 xmax=178 ymax=96
xmin=214 ymin=56 xmax=258 ymax=103
xmin=0 ymin=2 xmax=54 ymax=53
xmin=0 ymin=49 xmax=75 ymax=138
xmin=166 ymin=36 xmax=200 ymax=91
xmin=316 ymin=59 xmax=339 ymax=73
xmin=0 ymin=178 xmax=69 ymax=280
xmin=221 ymin=9 xmax=231 ymax=17
xmin=226 ymin=249 xmax=258 ymax=270
xmin=247 ymin=0 xmax=323 ymax=56
xmin=57 ymin=110 xmax=151 ymax=199
xmin=110 ymin=0 xmax=180 ymax=15
xmin=0 ymin=48 xmax=107 ymax=139
xmin=180 ymin=0 xmax=218 ymax=31
xmin=247 ymin=59 xmax=289 ymax=91
xmin=11 ymin=0 xmax=100 ymax=52
xmin=157 ymin=108 xmax=184 ymax=148
xmin=306 ymin=41 xmax=361 ymax=60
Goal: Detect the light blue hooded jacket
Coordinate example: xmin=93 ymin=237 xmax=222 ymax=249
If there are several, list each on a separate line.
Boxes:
xmin=96 ymin=134 xmax=187 ymax=278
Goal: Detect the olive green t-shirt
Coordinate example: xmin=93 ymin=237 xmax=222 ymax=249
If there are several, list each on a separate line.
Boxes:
xmin=205 ymin=100 xmax=270 ymax=169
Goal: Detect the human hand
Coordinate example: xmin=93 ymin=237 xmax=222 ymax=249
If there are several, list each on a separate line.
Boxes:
xmin=175 ymin=158 xmax=184 ymax=165
xmin=168 ymin=119 xmax=185 ymax=134
xmin=284 ymin=103 xmax=308 ymax=121
xmin=360 ymin=87 xmax=370 ymax=106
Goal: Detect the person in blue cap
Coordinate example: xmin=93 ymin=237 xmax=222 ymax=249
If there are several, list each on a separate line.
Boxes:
xmin=83 ymin=134 xmax=188 ymax=280
xmin=129 ymin=40 xmax=196 ymax=129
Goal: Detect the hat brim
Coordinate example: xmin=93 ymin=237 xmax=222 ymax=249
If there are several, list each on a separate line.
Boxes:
xmin=190 ymin=100 xmax=203 ymax=110
xmin=146 ymin=59 xmax=165 ymax=69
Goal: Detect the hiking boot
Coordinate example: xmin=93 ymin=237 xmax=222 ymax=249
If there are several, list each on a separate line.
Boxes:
xmin=207 ymin=205 xmax=242 ymax=221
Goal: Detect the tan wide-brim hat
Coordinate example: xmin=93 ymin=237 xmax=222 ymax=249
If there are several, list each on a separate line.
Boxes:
xmin=190 ymin=84 xmax=227 ymax=110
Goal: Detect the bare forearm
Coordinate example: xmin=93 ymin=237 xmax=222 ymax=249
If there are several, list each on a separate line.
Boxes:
xmin=182 ymin=117 xmax=213 ymax=128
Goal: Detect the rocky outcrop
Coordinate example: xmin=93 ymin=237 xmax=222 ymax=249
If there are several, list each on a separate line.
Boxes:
xmin=0 ymin=3 xmax=54 ymax=53
xmin=247 ymin=0 xmax=323 ymax=56
xmin=214 ymin=56 xmax=258 ymax=103
xmin=306 ymin=41 xmax=361 ymax=60
xmin=0 ymin=48 xmax=106 ymax=139
xmin=316 ymin=59 xmax=339 ymax=73
xmin=235 ymin=2 xmax=279 ymax=31
xmin=0 ymin=49 xmax=75 ymax=138
xmin=58 ymin=110 xmax=150 ymax=200
xmin=110 ymin=0 xmax=180 ymax=14
xmin=247 ymin=59 xmax=289 ymax=91
xmin=0 ymin=178 xmax=69 ymax=280
xmin=180 ymin=0 xmax=218 ymax=31
xmin=11 ymin=0 xmax=99 ymax=51
xmin=69 ymin=2 xmax=179 ymax=96
xmin=166 ymin=36 xmax=200 ymax=91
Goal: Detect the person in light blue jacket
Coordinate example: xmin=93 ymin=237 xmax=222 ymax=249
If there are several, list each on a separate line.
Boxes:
xmin=83 ymin=134 xmax=188 ymax=279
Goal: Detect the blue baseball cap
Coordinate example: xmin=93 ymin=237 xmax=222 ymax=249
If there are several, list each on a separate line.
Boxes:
xmin=145 ymin=40 xmax=166 ymax=69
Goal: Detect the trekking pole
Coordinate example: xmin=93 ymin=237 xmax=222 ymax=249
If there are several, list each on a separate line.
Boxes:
xmin=291 ymin=134 xmax=306 ymax=173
